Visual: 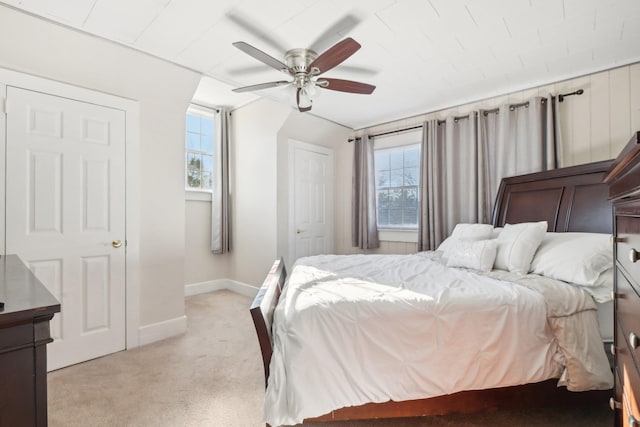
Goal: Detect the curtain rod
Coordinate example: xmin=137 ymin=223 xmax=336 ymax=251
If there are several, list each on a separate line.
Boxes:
xmin=347 ymin=88 xmax=584 ymax=143
xmin=557 ymin=89 xmax=584 ymax=102
xmin=190 ymin=102 xmax=220 ymax=113
xmin=346 ymin=125 xmax=423 ymax=142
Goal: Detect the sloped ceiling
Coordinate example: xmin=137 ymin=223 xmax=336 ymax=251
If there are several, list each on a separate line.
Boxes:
xmin=3 ymin=0 xmax=639 ymax=129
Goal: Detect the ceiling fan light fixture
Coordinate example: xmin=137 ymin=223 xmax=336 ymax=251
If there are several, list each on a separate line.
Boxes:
xmin=298 ymin=86 xmax=313 ymax=109
xmin=304 ymin=80 xmax=318 ymax=98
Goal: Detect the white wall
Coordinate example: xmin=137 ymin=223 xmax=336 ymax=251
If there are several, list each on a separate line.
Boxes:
xmin=335 ymin=63 xmax=640 ymax=256
xmin=196 ymin=98 xmax=350 ymax=288
xmin=0 ymin=6 xmax=201 ymax=328
xmin=184 ymin=200 xmax=231 ymax=285
xmin=228 ymin=99 xmax=290 ymax=286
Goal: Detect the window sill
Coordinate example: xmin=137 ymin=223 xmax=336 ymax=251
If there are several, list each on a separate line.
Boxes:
xmin=378 ymin=229 xmax=418 ymax=243
xmin=185 ymin=190 xmax=212 ymax=202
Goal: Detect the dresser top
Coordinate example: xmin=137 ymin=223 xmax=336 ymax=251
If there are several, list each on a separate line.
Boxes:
xmin=605 ymin=131 xmax=640 ymax=200
xmin=0 ymin=255 xmax=60 ymax=325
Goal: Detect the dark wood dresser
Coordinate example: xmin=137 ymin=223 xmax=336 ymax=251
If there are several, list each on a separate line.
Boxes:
xmin=605 ymin=131 xmax=640 ymax=426
xmin=0 ymin=255 xmax=60 ymax=426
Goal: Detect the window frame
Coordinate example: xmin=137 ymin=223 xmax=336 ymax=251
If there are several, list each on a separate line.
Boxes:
xmin=373 ymin=130 xmax=422 ymax=241
xmin=185 ymin=104 xmax=216 ymax=199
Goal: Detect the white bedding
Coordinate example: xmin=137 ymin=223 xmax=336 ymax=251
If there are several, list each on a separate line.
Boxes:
xmin=264 ymin=252 xmax=613 ymax=426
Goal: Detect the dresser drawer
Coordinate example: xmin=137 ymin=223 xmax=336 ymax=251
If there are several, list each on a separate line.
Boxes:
xmin=616 ymin=214 xmax=640 ymax=289
xmin=623 ymin=390 xmax=640 ymax=427
xmin=617 ymin=270 xmax=640 ymax=366
xmin=0 ymin=323 xmax=33 ymax=353
xmin=617 ymin=322 xmax=640 ymax=416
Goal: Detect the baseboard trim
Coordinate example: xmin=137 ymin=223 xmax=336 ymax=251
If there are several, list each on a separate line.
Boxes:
xmin=185 ymin=279 xmax=259 ymax=298
xmin=138 ymin=315 xmax=187 ymax=347
xmin=184 ymin=279 xmax=228 ymax=296
xmin=137 ymin=279 xmax=258 ymax=347
xmin=227 ymin=280 xmax=259 ymax=298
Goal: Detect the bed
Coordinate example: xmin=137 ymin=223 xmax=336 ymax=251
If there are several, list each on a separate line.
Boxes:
xmin=251 ymin=160 xmax=615 ymax=426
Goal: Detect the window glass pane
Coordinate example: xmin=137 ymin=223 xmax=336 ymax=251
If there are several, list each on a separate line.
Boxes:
xmin=375 ymin=151 xmax=389 ymax=172
xmin=377 ymin=208 xmax=389 ymax=226
xmin=186 ymin=169 xmax=201 ymax=188
xmin=374 ymin=144 xmax=421 ymax=229
xmin=202 ymin=155 xmax=213 ymax=173
xmin=377 ymin=189 xmax=389 ymax=209
xmin=404 ymin=147 xmax=419 ymax=167
xmin=201 ymin=133 xmax=214 ymax=154
xmin=404 ymin=167 xmax=419 ymax=186
xmin=403 ymin=207 xmax=418 ymax=225
xmin=185 ymin=106 xmax=217 ymax=192
xmin=376 ymin=170 xmax=390 ymax=188
xmin=389 ymin=169 xmax=403 ymax=187
xmin=187 ymin=152 xmax=201 ymax=171
xmin=388 ymin=189 xmax=402 ymax=209
xmin=389 ymin=209 xmax=403 ymax=225
xmin=201 ymin=117 xmax=214 ymax=136
xmin=389 ymin=150 xmax=403 ymax=169
xmin=404 ymin=188 xmax=418 ymax=208
xmin=201 ymin=171 xmax=213 ymax=190
xmin=186 ymin=132 xmax=200 ymax=151
xmin=186 ymin=114 xmax=200 ymax=134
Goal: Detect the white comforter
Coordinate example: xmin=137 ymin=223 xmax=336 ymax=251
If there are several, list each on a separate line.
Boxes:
xmin=264 ymin=252 xmax=613 ymax=426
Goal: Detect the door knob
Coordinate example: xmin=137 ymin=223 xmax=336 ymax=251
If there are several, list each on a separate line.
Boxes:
xmin=112 ymin=240 xmax=123 ymax=248
xmin=296 ymin=229 xmax=304 ymax=234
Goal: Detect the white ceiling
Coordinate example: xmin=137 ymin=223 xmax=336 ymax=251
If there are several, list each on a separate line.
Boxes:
xmin=3 ymin=0 xmax=640 ymax=129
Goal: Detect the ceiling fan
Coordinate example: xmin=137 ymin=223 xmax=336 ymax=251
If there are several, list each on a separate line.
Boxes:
xmin=231 ymin=37 xmax=376 ymax=112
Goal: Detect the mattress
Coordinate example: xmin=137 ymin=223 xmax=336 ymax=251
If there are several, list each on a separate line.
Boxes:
xmin=264 ymin=252 xmax=613 ymax=426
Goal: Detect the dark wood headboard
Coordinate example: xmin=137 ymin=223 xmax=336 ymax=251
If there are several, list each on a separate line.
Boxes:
xmin=492 ymin=160 xmax=614 ymax=234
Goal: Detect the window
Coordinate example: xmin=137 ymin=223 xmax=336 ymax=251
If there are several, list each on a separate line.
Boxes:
xmin=185 ymin=105 xmax=215 ymax=191
xmin=375 ymin=144 xmax=420 ymax=229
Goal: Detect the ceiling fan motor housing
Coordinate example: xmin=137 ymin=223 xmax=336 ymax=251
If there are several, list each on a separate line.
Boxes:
xmin=285 ymin=48 xmax=319 ymax=87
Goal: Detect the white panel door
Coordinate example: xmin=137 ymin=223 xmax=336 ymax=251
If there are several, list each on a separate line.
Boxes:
xmin=6 ymin=86 xmax=126 ymax=371
xmin=291 ymin=141 xmax=333 ymax=262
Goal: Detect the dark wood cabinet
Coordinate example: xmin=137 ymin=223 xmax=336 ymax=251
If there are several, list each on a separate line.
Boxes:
xmin=0 ymin=255 xmax=60 ymax=427
xmin=605 ymin=131 xmax=640 ymax=426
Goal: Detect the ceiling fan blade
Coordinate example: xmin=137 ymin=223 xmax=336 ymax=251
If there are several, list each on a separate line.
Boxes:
xmin=232 ymin=41 xmax=289 ymax=73
xmin=309 ymin=14 xmax=361 ymax=53
xmin=308 ymin=37 xmax=361 ymax=76
xmin=232 ymin=81 xmax=291 ymax=93
xmin=296 ymin=88 xmax=312 ymax=112
xmin=316 ymin=78 xmax=376 ymax=94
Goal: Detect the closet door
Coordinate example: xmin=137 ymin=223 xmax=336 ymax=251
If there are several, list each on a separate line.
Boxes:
xmin=6 ymin=86 xmax=126 ymax=370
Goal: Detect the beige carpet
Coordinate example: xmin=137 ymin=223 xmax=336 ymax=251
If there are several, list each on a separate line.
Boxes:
xmin=48 ymin=290 xmax=612 ymax=426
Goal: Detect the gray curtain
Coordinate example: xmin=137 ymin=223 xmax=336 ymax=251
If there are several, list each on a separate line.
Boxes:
xmin=211 ymin=109 xmax=230 ymax=253
xmin=417 ymin=95 xmax=560 ymax=251
xmin=418 ymin=114 xmax=480 ymax=251
xmin=352 ymin=135 xmax=379 ymax=249
xmin=479 ymin=95 xmax=561 ymax=214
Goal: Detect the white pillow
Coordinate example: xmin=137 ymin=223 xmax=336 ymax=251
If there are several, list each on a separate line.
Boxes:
xmin=445 ymin=239 xmax=498 ymax=273
xmin=530 ymin=232 xmax=612 ymax=286
xmin=437 ymin=223 xmax=494 ymax=252
xmin=494 ymin=221 xmax=548 ymax=274
xmin=492 ymin=227 xmax=503 ymax=239
xmin=578 ymin=268 xmax=613 ymax=303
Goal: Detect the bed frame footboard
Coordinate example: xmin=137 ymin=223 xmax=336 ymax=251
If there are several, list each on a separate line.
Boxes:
xmin=250 ymin=258 xmax=287 ymax=387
